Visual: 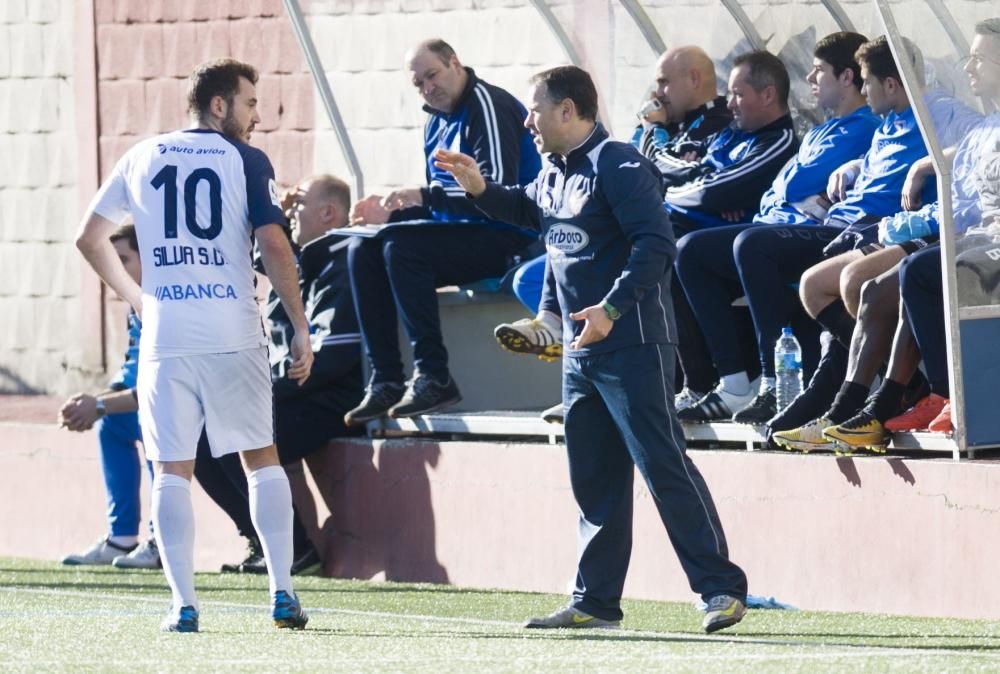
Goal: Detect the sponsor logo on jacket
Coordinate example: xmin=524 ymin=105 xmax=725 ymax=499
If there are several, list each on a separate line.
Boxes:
xmin=546 ymin=224 xmax=589 ymax=255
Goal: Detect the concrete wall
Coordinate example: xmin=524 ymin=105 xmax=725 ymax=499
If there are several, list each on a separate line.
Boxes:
xmin=0 ymin=0 xmax=82 ymax=394
xmin=7 ymin=400 xmax=1000 ymax=621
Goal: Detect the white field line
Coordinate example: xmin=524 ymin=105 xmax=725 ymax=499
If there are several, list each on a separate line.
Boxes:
xmin=4 ymin=586 xmax=1000 ymax=662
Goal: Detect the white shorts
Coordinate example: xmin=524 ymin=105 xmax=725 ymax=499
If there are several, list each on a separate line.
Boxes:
xmin=137 ymin=347 xmax=274 ymax=462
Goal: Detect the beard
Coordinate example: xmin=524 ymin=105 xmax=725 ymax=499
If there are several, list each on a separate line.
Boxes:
xmin=221 ymin=106 xmax=249 ymax=142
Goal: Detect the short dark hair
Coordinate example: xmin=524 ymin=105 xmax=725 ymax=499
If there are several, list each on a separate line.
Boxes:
xmin=424 ymin=39 xmax=457 ymax=65
xmin=110 ymin=223 xmax=137 ymax=252
xmin=530 ymin=66 xmax=599 ymax=121
xmin=856 ymin=36 xmax=924 ymax=86
xmin=310 ymin=174 xmax=352 ymax=217
xmin=975 ymin=18 xmax=1000 ymax=38
xmin=732 ymin=51 xmax=790 ymax=110
xmin=814 ymin=31 xmax=869 ymax=91
xmin=187 ymin=58 xmax=258 ymax=120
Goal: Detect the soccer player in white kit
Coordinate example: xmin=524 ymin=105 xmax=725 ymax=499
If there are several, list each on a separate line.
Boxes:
xmin=76 ymin=59 xmax=314 ymax=632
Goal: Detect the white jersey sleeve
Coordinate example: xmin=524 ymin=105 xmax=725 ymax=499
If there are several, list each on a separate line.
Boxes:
xmin=103 ymin=129 xmax=285 ymax=360
xmin=89 ymin=154 xmax=134 ymax=224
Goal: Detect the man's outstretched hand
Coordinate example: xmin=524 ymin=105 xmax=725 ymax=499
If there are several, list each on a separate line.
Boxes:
xmin=433 ymin=150 xmax=486 ymax=197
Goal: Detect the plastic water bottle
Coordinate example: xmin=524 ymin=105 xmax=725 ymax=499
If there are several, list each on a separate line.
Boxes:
xmin=774 ymin=327 xmax=803 ymax=411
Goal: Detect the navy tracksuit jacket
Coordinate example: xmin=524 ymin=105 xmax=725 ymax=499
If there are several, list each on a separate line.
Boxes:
xmin=475 ymin=123 xmax=748 ymax=618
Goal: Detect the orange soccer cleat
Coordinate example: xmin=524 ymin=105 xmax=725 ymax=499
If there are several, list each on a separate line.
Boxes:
xmin=885 ymin=393 xmax=947 ymax=432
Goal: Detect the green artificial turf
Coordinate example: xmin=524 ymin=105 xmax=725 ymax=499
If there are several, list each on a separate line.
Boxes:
xmin=2 ymin=558 xmax=1000 ymax=672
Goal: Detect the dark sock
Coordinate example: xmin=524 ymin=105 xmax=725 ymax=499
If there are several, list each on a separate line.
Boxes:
xmin=815 ymin=300 xmax=856 ymax=349
xmin=869 ymin=378 xmax=907 ymax=422
xmin=825 ymin=381 xmax=869 ymax=423
xmin=904 ymin=370 xmax=930 ymax=402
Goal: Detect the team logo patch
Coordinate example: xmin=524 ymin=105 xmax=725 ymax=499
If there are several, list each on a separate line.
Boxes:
xmin=546 ymin=224 xmax=589 ymax=255
xmin=269 ymin=178 xmax=281 ymax=207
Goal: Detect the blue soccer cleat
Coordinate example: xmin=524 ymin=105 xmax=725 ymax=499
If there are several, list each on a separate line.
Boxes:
xmin=161 ymin=605 xmax=199 ymax=633
xmin=272 ymin=590 xmax=308 ymax=630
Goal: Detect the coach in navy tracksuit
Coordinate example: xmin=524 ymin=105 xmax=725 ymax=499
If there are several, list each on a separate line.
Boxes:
xmin=344 ymin=39 xmax=540 ymax=425
xmin=436 ymin=66 xmax=748 ymax=634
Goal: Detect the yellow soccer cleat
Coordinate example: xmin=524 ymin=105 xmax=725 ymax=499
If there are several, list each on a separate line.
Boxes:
xmin=772 ymin=417 xmax=836 ymax=453
xmin=823 ymin=410 xmax=889 ymax=456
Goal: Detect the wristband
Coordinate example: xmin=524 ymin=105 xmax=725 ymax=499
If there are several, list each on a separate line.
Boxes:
xmin=601 ymin=301 xmax=621 ymax=321
xmin=95 ymin=399 xmax=107 ymax=419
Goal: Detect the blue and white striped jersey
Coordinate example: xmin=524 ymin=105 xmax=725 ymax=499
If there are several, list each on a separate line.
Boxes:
xmin=88 ymin=129 xmax=283 ymax=359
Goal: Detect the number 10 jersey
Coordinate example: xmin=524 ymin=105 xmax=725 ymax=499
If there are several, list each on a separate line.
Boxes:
xmin=89 ymin=129 xmax=284 ymax=360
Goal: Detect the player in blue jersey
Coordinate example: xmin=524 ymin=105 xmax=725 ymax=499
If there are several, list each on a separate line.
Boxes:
xmin=765 ymin=37 xmax=982 ymax=448
xmin=674 ymin=32 xmax=878 ymax=424
xmin=689 ymin=36 xmax=979 ymax=431
xmin=437 ymin=66 xmax=748 ymax=634
xmin=59 ymin=224 xmax=159 ymax=570
xmin=777 ymin=22 xmax=1000 ymax=453
xmin=76 ymin=59 xmax=312 ymax=633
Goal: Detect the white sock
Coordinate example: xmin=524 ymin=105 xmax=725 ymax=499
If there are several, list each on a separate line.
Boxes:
xmin=108 ymin=535 xmax=138 ymax=549
xmin=720 ymin=372 xmax=751 ymax=396
xmin=761 ymin=376 xmax=776 ymax=392
xmin=152 ymin=473 xmax=197 ymax=610
xmin=248 ymin=465 xmax=294 ymax=596
xmin=536 ymin=310 xmax=562 ymax=335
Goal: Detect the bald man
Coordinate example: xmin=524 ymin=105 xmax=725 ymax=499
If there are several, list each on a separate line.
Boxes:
xmin=635 ymin=46 xmax=733 ymax=167
xmin=495 ymin=46 xmax=733 ymax=401
xmin=345 ymin=39 xmax=541 ymax=424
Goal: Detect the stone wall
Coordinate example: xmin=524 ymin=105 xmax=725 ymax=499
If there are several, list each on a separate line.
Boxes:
xmin=0 ymin=0 xmax=81 ymax=394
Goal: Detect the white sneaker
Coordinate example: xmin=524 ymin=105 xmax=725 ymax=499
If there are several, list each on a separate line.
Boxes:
xmin=112 ymin=539 xmax=161 ymax=569
xmin=674 ymin=387 xmax=706 ymax=412
xmin=540 ymin=402 xmax=564 ymax=424
xmin=494 ymin=311 xmax=563 ymax=362
xmin=62 ymin=536 xmax=136 ymax=566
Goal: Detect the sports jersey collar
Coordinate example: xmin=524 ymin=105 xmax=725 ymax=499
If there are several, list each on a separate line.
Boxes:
xmin=299 ymin=231 xmax=347 ymax=280
xmin=545 ymin=123 xmax=607 ymax=168
xmin=752 ymin=113 xmax=795 ymax=135
xmin=681 ymin=95 xmax=728 ymax=130
xmin=421 ymin=67 xmax=480 ymax=116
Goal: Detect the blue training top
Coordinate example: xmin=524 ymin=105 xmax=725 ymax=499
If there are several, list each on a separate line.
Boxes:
xmin=660 ymin=114 xmax=799 ymax=230
xmin=389 ymin=67 xmax=540 ymax=233
xmin=827 ymin=91 xmax=982 ymax=229
xmin=755 ymin=105 xmax=881 ymax=225
xmin=903 ymin=113 xmax=1000 ymax=236
xmin=109 ymin=309 xmax=140 ymax=391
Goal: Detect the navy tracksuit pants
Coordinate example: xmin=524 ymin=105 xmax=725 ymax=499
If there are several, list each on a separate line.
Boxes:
xmin=562 ymin=343 xmax=747 ymax=620
xmin=348 ymin=224 xmax=529 ymax=384
xmin=900 ymin=236 xmax=1000 ymax=397
xmin=676 ymin=224 xmax=835 ymax=380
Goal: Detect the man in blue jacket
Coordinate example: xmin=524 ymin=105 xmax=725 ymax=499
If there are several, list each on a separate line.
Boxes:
xmin=436 ymin=66 xmax=748 ymax=634
xmin=674 ymin=32 xmax=879 ymax=424
xmin=59 ymin=224 xmax=158 ymax=570
xmin=345 ymin=39 xmax=540 ymax=424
